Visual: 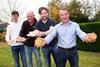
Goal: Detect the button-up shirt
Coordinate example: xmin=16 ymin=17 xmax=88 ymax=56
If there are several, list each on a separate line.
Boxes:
xmin=45 ymin=21 xmax=87 ymax=48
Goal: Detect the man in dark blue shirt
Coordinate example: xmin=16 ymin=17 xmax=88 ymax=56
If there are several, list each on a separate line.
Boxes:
xmin=35 ymin=7 xmax=58 ymax=67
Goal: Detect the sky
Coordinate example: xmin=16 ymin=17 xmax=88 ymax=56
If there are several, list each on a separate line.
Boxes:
xmin=23 ymin=0 xmax=49 ymax=19
xmin=0 ymin=0 xmax=100 ymax=24
xmin=0 ymin=0 xmax=69 ymax=23
xmin=21 ymin=0 xmax=69 ymax=20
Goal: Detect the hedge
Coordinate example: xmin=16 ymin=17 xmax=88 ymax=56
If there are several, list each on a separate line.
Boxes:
xmin=77 ymin=22 xmax=100 ymax=52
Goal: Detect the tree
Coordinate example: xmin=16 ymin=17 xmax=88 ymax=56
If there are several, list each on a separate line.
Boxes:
xmin=48 ymin=0 xmax=62 ymax=23
xmin=80 ymin=0 xmax=100 ymax=20
xmin=0 ymin=0 xmax=24 ymax=24
xmin=94 ymin=10 xmax=100 ymax=21
xmin=48 ymin=0 xmax=90 ymax=23
xmin=67 ymin=0 xmax=89 ymax=23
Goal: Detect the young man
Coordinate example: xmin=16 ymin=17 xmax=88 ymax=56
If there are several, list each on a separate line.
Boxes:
xmin=19 ymin=11 xmax=42 ymax=67
xmin=5 ymin=11 xmax=27 ymax=67
xmin=44 ymin=8 xmax=96 ymax=67
xmin=35 ymin=7 xmax=58 ymax=67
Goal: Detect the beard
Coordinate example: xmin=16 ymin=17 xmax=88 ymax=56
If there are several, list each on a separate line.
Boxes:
xmin=41 ymin=17 xmax=48 ymax=21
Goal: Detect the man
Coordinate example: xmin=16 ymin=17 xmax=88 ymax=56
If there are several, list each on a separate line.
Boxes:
xmin=35 ymin=7 xmax=58 ymax=67
xmin=19 ymin=11 xmax=42 ymax=67
xmin=44 ymin=8 xmax=96 ymax=67
xmin=5 ymin=11 xmax=27 ymax=67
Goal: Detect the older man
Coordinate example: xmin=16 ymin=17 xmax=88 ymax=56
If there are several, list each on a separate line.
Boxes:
xmin=19 ymin=11 xmax=42 ymax=67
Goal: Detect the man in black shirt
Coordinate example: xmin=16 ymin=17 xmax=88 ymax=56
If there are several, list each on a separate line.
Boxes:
xmin=35 ymin=7 xmax=58 ymax=67
xmin=19 ymin=11 xmax=42 ymax=67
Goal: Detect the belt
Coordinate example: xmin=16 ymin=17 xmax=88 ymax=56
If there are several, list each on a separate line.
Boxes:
xmin=58 ymin=46 xmax=76 ymax=51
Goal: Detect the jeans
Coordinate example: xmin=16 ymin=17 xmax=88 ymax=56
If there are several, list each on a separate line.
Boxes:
xmin=42 ymin=45 xmax=58 ymax=67
xmin=11 ymin=45 xmax=27 ymax=67
xmin=25 ymin=45 xmax=42 ymax=67
xmin=55 ymin=46 xmax=79 ymax=67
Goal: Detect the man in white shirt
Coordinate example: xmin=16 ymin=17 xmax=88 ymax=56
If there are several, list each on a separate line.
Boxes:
xmin=5 ymin=11 xmax=27 ymax=67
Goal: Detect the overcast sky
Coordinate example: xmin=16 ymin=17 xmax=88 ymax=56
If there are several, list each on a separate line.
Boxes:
xmin=23 ymin=0 xmax=50 ymax=19
xmin=0 ymin=0 xmax=100 ymax=23
xmin=0 ymin=0 xmax=69 ymax=21
xmin=22 ymin=0 xmax=69 ymax=19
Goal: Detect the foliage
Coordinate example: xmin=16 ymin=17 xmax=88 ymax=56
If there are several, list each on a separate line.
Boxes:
xmin=94 ymin=10 xmax=100 ymax=21
xmin=0 ymin=31 xmax=6 ymax=42
xmin=67 ymin=0 xmax=89 ymax=23
xmin=80 ymin=0 xmax=100 ymax=20
xmin=48 ymin=0 xmax=61 ymax=23
xmin=48 ymin=0 xmax=91 ymax=23
xmin=77 ymin=22 xmax=100 ymax=52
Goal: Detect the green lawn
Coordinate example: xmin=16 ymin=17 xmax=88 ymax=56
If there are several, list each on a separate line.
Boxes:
xmin=0 ymin=42 xmax=100 ymax=67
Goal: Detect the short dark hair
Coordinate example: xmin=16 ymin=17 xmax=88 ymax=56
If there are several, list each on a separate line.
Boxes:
xmin=38 ymin=7 xmax=49 ymax=14
xmin=11 ymin=11 xmax=19 ymax=16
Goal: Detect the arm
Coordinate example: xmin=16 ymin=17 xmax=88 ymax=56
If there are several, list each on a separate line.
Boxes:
xmin=36 ymin=26 xmax=54 ymax=36
xmin=34 ymin=27 xmax=57 ymax=47
xmin=5 ymin=26 xmax=13 ymax=44
xmin=75 ymin=24 xmax=96 ymax=42
xmin=35 ymin=20 xmax=55 ymax=37
xmin=16 ymin=22 xmax=27 ymax=42
xmin=75 ymin=24 xmax=87 ymax=41
xmin=44 ymin=26 xmax=57 ymax=44
xmin=19 ymin=22 xmax=26 ymax=37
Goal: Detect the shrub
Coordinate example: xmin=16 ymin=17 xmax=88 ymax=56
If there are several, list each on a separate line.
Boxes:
xmin=77 ymin=22 xmax=100 ymax=52
xmin=0 ymin=31 xmax=6 ymax=42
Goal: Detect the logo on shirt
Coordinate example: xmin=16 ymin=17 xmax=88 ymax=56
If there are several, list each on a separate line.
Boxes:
xmin=32 ymin=26 xmax=35 ymax=29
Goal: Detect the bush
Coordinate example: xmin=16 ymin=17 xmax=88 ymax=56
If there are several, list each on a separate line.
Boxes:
xmin=77 ymin=22 xmax=100 ymax=52
xmin=0 ymin=31 xmax=6 ymax=42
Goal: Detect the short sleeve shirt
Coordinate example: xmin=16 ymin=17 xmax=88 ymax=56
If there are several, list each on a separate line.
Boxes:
xmin=35 ymin=18 xmax=57 ymax=47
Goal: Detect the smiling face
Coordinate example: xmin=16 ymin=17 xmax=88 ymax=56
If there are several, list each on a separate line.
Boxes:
xmin=59 ymin=9 xmax=70 ymax=23
xmin=40 ymin=9 xmax=48 ymax=21
xmin=12 ymin=14 xmax=19 ymax=22
xmin=11 ymin=11 xmax=19 ymax=22
xmin=38 ymin=7 xmax=49 ymax=21
xmin=27 ymin=11 xmax=35 ymax=22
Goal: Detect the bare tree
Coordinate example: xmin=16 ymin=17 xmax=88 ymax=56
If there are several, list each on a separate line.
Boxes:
xmin=0 ymin=0 xmax=25 ymax=24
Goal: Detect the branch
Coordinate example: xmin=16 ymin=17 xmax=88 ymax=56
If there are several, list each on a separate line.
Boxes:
xmin=7 ymin=0 xmax=13 ymax=12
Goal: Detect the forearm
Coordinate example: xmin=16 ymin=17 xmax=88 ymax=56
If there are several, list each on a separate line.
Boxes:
xmin=39 ymin=29 xmax=53 ymax=36
xmin=38 ymin=26 xmax=54 ymax=36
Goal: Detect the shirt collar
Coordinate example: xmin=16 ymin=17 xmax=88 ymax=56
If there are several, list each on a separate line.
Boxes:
xmin=60 ymin=20 xmax=72 ymax=26
xmin=12 ymin=21 xmax=19 ymax=24
xmin=40 ymin=18 xmax=49 ymax=24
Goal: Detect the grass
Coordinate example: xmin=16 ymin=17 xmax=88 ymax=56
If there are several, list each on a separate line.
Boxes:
xmin=0 ymin=42 xmax=100 ymax=67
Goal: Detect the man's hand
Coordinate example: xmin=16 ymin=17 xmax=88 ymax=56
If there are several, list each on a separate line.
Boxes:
xmin=7 ymin=40 xmax=14 ymax=44
xmin=16 ymin=36 xmax=26 ymax=42
xmin=84 ymin=33 xmax=97 ymax=43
